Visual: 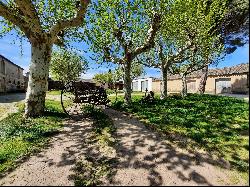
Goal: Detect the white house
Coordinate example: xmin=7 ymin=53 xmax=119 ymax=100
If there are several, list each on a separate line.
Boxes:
xmin=132 ymin=77 xmax=153 ymax=92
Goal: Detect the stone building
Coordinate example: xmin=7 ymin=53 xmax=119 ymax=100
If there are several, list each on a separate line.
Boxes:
xmin=132 ymin=63 xmax=249 ymax=94
xmin=0 ymin=54 xmax=25 ymax=93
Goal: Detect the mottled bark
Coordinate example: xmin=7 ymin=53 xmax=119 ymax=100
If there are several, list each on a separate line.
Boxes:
xmin=181 ymin=74 xmax=187 ymax=97
xmin=24 ymin=42 xmax=52 ymax=117
xmin=161 ymin=66 xmax=168 ymax=99
xmin=198 ymin=65 xmax=208 ymax=94
xmin=123 ymin=61 xmax=132 ymax=104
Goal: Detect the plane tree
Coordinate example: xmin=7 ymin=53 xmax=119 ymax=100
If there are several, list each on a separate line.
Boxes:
xmin=84 ymin=0 xmax=162 ymax=104
xmin=0 ymin=0 xmax=90 ymax=117
xmin=198 ymin=0 xmax=249 ymax=94
xmin=138 ymin=0 xmax=227 ymax=98
xmin=50 ymin=49 xmax=88 ymax=84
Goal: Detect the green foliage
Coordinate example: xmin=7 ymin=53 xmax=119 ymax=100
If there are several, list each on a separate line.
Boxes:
xmin=50 ymin=49 xmax=88 ymax=83
xmin=84 ymin=0 xmax=161 ymax=61
xmin=0 ymin=100 xmax=66 ymax=174
xmin=167 ymin=0 xmax=227 ymax=71
xmin=93 ymin=70 xmax=115 ymax=85
xmin=222 ymin=0 xmax=249 ymax=49
xmin=115 ymin=62 xmax=145 ymax=80
xmin=0 ymin=0 xmax=84 ymax=42
xmin=111 ymin=94 xmax=249 ymax=172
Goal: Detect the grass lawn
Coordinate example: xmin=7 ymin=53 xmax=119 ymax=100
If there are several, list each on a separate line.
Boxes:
xmin=111 ymin=93 xmax=249 ymax=174
xmin=46 ymin=90 xmax=61 ymax=95
xmin=0 ymin=99 xmax=67 ymax=174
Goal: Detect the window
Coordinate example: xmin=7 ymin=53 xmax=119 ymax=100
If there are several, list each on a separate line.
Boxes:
xmin=132 ymin=81 xmax=138 ymax=91
xmin=17 ymin=68 xmax=21 ymax=79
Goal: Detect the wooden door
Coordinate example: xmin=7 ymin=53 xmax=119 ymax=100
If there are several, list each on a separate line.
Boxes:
xmin=187 ymin=80 xmax=196 ymax=93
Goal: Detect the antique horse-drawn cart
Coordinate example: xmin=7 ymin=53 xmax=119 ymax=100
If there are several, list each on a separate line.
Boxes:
xmin=61 ymin=81 xmax=110 ymax=116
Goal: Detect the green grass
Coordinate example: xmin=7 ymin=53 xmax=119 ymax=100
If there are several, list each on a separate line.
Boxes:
xmin=111 ymin=93 xmax=249 ymax=173
xmin=71 ymin=105 xmax=116 ymax=186
xmin=0 ymin=99 xmax=67 ymax=174
xmin=46 ymin=90 xmax=61 ymax=95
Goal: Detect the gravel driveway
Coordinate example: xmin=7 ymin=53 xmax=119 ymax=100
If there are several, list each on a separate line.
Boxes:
xmin=0 ymin=92 xmax=62 ymax=120
xmin=0 ymin=93 xmax=25 ymax=120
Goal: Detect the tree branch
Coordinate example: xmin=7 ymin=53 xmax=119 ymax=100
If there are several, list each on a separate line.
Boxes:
xmin=14 ymin=0 xmax=43 ymax=34
xmin=138 ymin=57 xmax=160 ymax=68
xmin=186 ymin=59 xmax=211 ymax=74
xmin=103 ymin=47 xmax=123 ymax=64
xmin=168 ymin=43 xmax=193 ymax=63
xmin=132 ymin=12 xmax=161 ymax=59
xmin=50 ymin=0 xmax=90 ymax=41
xmin=114 ymin=27 xmax=127 ymax=50
xmin=0 ymin=1 xmax=31 ymax=36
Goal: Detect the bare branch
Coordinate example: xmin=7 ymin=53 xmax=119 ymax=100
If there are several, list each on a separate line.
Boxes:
xmin=50 ymin=0 xmax=90 ymax=41
xmin=132 ymin=12 xmax=161 ymax=59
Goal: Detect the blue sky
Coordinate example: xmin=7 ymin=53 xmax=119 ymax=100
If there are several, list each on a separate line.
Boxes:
xmin=0 ymin=32 xmax=249 ymax=79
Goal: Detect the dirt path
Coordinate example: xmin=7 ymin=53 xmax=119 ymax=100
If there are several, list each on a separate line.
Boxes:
xmin=104 ymin=108 xmax=246 ymax=186
xmin=0 ymin=118 xmax=93 ymax=186
xmin=0 ymin=107 xmax=247 ymax=186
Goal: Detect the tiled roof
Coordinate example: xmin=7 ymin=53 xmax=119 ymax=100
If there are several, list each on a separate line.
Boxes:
xmin=78 ymin=78 xmax=96 ymax=83
xmin=167 ymin=63 xmax=249 ymax=80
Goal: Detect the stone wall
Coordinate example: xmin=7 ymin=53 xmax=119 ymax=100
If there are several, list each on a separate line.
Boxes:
xmin=151 ymin=73 xmax=249 ymax=94
xmin=0 ymin=56 xmax=25 ymax=93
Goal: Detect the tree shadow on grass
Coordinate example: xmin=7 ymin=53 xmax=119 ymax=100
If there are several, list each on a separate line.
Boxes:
xmin=111 ymin=94 xmax=249 ymax=174
xmin=0 ymin=111 xmax=94 ymax=183
xmin=104 ymin=108 xmax=246 ymax=186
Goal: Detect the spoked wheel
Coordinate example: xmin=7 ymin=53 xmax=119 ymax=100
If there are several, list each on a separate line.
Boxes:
xmin=61 ymin=83 xmax=83 ymax=117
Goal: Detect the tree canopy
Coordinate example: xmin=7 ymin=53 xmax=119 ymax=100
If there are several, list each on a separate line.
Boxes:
xmin=50 ymin=49 xmax=88 ymax=83
xmin=0 ymin=0 xmax=90 ymax=45
xmin=83 ymin=0 xmax=162 ymax=104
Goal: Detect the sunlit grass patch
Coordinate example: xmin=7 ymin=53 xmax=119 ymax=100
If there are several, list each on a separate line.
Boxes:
xmin=46 ymin=90 xmax=61 ymax=95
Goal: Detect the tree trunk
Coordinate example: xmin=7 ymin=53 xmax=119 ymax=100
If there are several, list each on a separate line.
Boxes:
xmin=198 ymin=65 xmax=208 ymax=94
xmin=181 ymin=74 xmax=187 ymax=97
xmin=161 ymin=66 xmax=168 ymax=99
xmin=24 ymin=42 xmax=52 ymax=118
xmin=123 ymin=61 xmax=132 ymax=104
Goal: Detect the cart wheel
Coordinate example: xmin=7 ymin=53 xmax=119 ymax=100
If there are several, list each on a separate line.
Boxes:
xmin=61 ymin=83 xmax=82 ymax=117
